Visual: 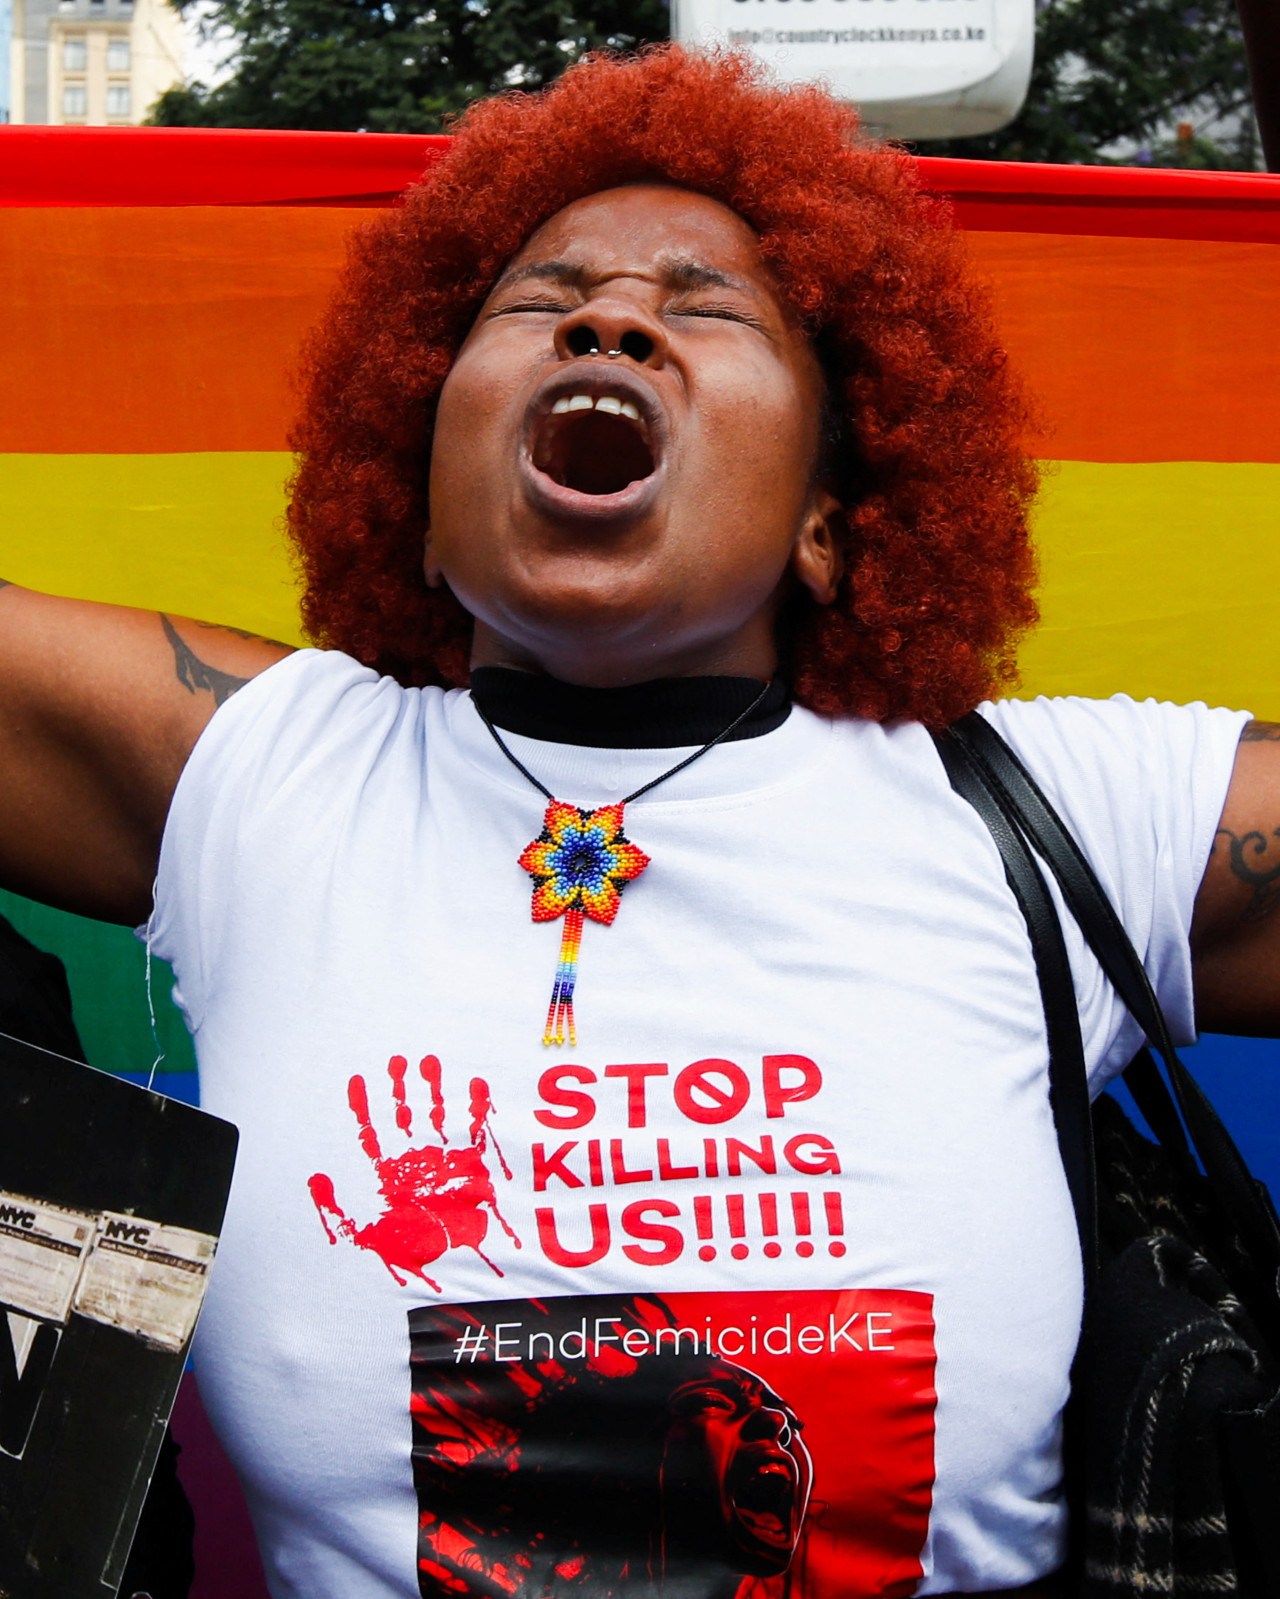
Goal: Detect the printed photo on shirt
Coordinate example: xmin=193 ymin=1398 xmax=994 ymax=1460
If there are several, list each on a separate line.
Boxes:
xmin=409 ymin=1289 xmax=936 ymax=1599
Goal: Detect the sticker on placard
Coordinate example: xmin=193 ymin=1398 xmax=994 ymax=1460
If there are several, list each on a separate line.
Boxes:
xmin=0 ymin=1190 xmax=96 ymax=1324
xmin=73 ymin=1213 xmax=218 ymax=1353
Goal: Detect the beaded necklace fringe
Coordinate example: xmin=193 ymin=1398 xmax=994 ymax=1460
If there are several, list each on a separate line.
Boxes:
xmin=477 ymin=680 xmax=772 ymax=1047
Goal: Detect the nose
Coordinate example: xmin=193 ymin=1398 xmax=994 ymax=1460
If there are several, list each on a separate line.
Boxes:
xmin=742 ymin=1404 xmax=792 ymax=1448
xmin=564 ymin=325 xmax=655 ymax=362
xmin=554 ymin=292 xmax=666 ymax=369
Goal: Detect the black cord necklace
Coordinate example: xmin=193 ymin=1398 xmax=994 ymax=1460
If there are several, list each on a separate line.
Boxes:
xmin=476 ymin=679 xmax=773 ymax=1047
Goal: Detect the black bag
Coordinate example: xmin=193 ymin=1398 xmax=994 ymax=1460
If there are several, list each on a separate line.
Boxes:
xmin=934 ymin=713 xmax=1280 ymax=1598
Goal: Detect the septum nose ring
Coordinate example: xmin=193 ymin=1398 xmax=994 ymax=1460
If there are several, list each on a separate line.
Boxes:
xmin=565 ymin=325 xmax=646 ymax=360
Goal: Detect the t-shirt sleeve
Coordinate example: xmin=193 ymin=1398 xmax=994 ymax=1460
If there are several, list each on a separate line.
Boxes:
xmin=978 ymin=694 xmax=1250 ymax=1084
xmin=146 ymin=648 xmax=398 ymax=1036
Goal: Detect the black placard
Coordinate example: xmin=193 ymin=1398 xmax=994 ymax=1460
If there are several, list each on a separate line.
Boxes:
xmin=0 ymin=1030 xmax=237 ymax=1599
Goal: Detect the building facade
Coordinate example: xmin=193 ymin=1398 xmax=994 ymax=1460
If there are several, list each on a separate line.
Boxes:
xmin=1 ymin=0 xmax=11 ymax=118
xmin=9 ymin=0 xmax=182 ymax=124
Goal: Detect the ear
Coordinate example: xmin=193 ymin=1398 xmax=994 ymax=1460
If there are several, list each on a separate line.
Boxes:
xmin=423 ymin=530 xmax=445 ymax=591
xmin=790 ymin=487 xmax=846 ymax=607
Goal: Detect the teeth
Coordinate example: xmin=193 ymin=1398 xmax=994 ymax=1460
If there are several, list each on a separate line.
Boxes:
xmin=549 ymin=394 xmax=644 ymax=423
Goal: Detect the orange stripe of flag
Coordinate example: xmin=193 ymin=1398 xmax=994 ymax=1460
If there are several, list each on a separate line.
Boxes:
xmin=966 ymin=231 xmax=1280 ymax=463
xmin=0 ymin=206 xmax=374 ymax=454
xmin=3 ymin=209 xmax=1278 ymax=462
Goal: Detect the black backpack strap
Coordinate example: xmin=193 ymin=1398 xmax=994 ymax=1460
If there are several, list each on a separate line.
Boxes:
xmin=933 ymin=730 xmax=1098 ymax=1282
xmin=943 ymin=710 xmax=1280 ymax=1282
xmin=948 ymin=714 xmax=1182 ymax=1058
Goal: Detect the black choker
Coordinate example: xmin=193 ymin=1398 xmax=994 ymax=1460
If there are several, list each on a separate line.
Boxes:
xmin=469 ymin=667 xmax=790 ymax=749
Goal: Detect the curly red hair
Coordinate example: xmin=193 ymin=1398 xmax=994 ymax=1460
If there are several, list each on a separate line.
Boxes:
xmin=289 ymin=46 xmax=1038 ymax=725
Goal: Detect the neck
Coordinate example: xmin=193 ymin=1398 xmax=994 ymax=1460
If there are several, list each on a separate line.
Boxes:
xmin=467 ymin=611 xmax=782 ymax=690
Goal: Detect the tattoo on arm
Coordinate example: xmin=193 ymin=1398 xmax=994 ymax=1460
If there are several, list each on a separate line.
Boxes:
xmin=1213 ymin=826 xmax=1280 ymax=923
xmin=161 ymin=615 xmax=249 ymax=709
xmin=1241 ymin=720 xmax=1280 ymax=742
xmin=194 ymin=618 xmax=288 ymax=649
xmin=0 ymin=580 xmax=11 ymax=591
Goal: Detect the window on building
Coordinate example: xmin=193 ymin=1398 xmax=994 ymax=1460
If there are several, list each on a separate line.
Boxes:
xmin=62 ymin=84 xmax=88 ymax=116
xmin=106 ymin=37 xmax=129 ymax=69
xmin=63 ymin=35 xmax=87 ymax=68
xmin=106 ymin=84 xmax=131 ymax=116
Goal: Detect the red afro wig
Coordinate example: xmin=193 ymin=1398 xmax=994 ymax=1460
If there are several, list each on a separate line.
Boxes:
xmin=289 ymin=45 xmax=1038 ymax=725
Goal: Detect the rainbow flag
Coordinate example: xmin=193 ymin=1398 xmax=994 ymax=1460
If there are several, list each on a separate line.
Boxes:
xmin=1 ymin=130 xmax=1278 ymax=1127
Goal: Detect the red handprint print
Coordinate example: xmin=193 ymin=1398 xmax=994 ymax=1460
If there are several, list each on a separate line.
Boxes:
xmin=308 ymin=1054 xmax=520 ymax=1291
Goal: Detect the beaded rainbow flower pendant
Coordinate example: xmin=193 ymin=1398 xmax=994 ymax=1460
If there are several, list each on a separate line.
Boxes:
xmin=517 ymin=800 xmax=650 ymax=1046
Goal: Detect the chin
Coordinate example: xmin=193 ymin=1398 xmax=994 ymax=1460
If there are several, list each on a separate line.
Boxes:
xmin=479 ymin=567 xmax=680 ymax=667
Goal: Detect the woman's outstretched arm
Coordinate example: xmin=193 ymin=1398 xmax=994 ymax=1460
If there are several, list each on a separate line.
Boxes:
xmin=1192 ymin=722 xmax=1280 ymax=1035
xmin=0 ymin=582 xmax=292 ymax=925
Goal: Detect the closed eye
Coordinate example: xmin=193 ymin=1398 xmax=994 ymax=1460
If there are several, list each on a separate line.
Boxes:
xmin=670 ymin=304 xmax=764 ymax=329
xmin=492 ymin=298 xmax=575 ymax=317
xmin=668 ymin=1383 xmax=742 ymax=1418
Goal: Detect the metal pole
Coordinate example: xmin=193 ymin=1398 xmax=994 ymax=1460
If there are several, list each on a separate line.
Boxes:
xmin=1236 ymin=0 xmax=1280 ymax=170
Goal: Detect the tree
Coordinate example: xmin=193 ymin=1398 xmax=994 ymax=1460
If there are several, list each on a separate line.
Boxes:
xmin=149 ymin=0 xmax=668 ymax=131
xmin=919 ymin=0 xmax=1262 ymax=167
xmin=151 ymin=0 xmax=1267 ymax=167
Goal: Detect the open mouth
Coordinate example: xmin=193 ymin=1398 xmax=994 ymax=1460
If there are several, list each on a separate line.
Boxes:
xmin=530 ymin=393 xmax=658 ymax=498
xmin=730 ymin=1453 xmax=799 ymax=1549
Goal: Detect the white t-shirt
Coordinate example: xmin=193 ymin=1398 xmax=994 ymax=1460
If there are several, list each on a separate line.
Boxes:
xmin=151 ymin=650 xmax=1247 ymax=1599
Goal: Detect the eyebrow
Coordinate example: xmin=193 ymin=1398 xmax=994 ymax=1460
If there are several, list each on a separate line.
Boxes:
xmin=498 ymin=260 xmax=584 ymax=290
xmin=495 ymin=256 xmax=759 ymax=298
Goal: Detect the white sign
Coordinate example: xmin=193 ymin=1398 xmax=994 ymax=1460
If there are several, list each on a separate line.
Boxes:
xmin=673 ymin=0 xmax=1034 ymax=138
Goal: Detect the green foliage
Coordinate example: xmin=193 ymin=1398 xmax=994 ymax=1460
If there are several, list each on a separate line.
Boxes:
xmin=920 ymin=0 xmax=1261 ymax=167
xmin=150 ymin=0 xmax=1261 ymax=164
xmin=149 ymin=0 xmax=669 ymax=131
xmin=1145 ymin=128 xmax=1246 ymax=166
